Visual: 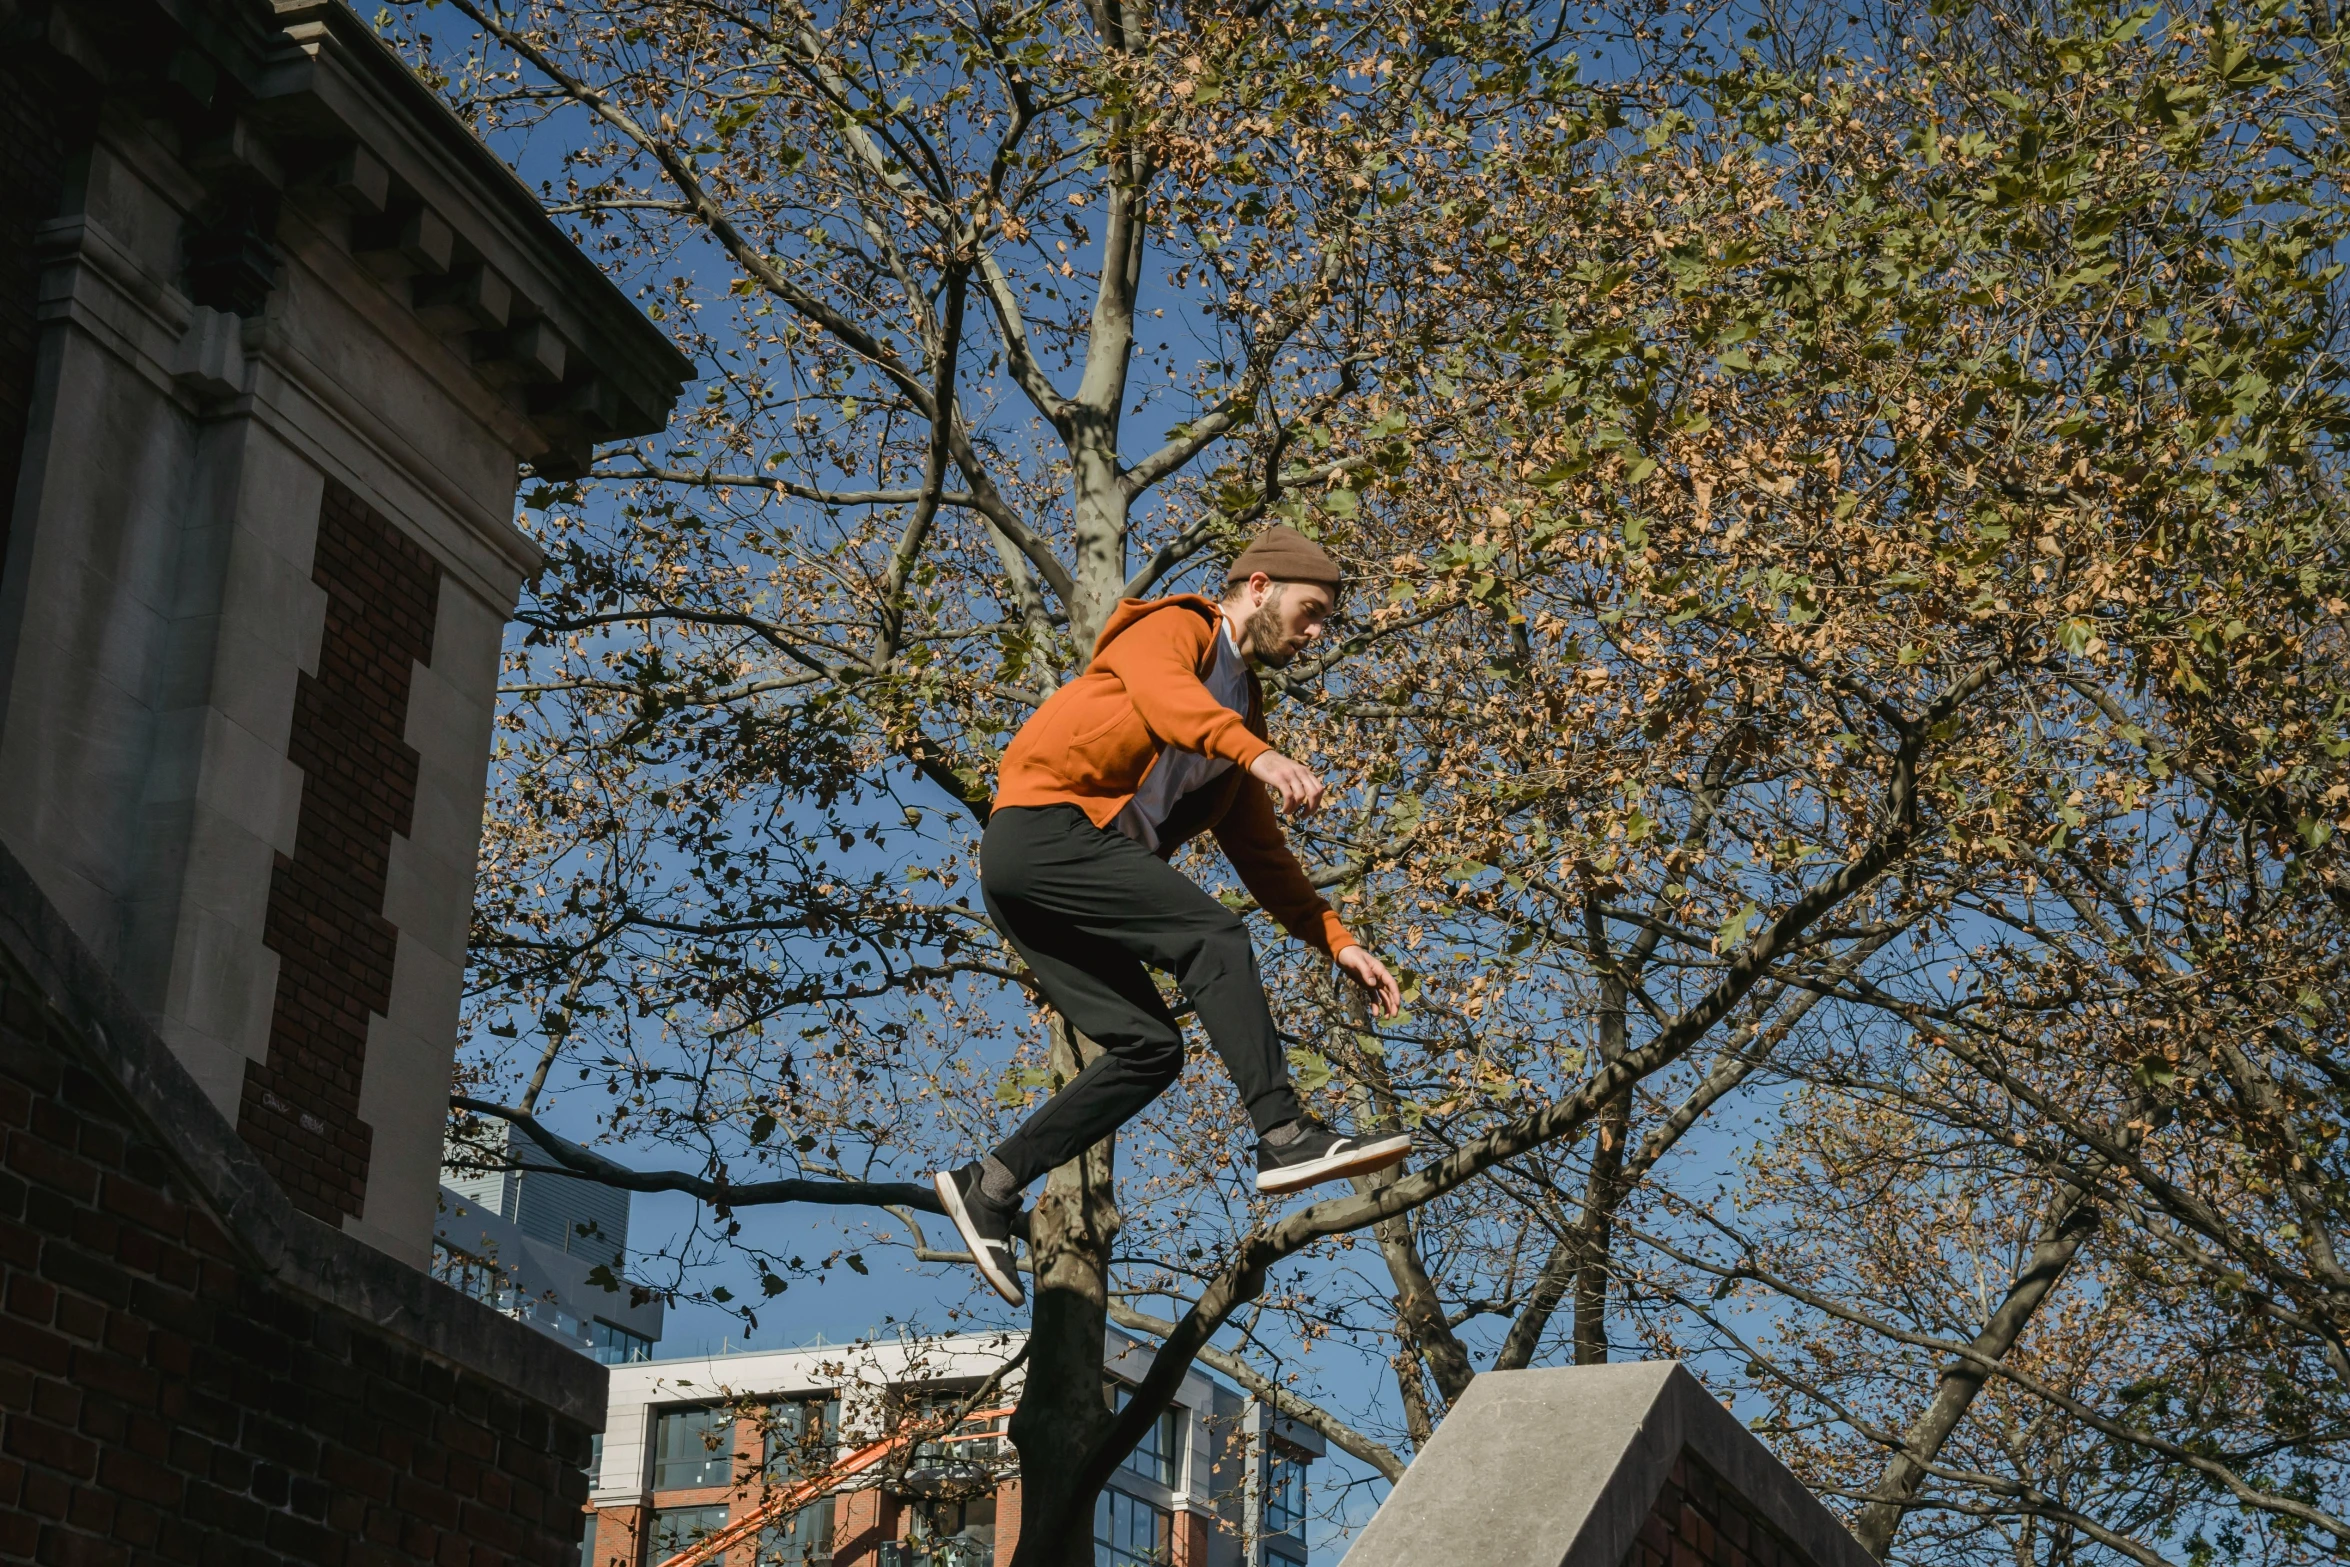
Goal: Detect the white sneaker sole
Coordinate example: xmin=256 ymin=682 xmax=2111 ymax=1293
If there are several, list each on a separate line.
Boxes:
xmin=1255 ymin=1133 xmax=1413 ymax=1194
xmin=934 ymin=1169 xmax=1025 ymax=1305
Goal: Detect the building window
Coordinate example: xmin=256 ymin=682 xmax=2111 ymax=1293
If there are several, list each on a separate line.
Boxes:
xmin=1108 ymin=1384 xmax=1181 ymax=1488
xmin=745 ymin=1392 xmax=841 ymax=1563
xmin=1265 ymin=1450 xmax=1306 ymax=1534
xmin=896 ymin=1386 xmax=1005 ymax=1467
xmin=1093 ymin=1487 xmax=1170 ymax=1567
xmin=875 ymin=1496 xmax=994 ymax=1567
xmin=653 ymin=1406 xmax=736 ymax=1490
xmin=579 ymin=1507 xmax=601 ymax=1567
xmin=755 ymin=1497 xmax=834 ymax=1566
xmin=1266 ymin=1549 xmax=1307 ymax=1567
xmin=763 ymin=1395 xmax=841 ymax=1481
xmin=592 ymin=1321 xmax=655 ymax=1364
xmin=646 ymin=1504 xmax=731 ymax=1563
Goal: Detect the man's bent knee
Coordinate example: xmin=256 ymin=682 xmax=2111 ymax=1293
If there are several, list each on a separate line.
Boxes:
xmin=1115 ymin=1031 xmax=1186 ymax=1085
xmin=1186 ymin=916 xmax=1261 ymax=984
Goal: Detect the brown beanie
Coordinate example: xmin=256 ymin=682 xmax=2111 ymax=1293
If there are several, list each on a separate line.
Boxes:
xmin=1225 ymin=523 xmax=1343 ymax=592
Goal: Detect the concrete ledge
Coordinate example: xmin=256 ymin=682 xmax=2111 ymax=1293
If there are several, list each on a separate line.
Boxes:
xmin=0 ymin=837 xmax=607 ymax=1426
xmin=1341 ymin=1363 xmax=1877 ymax=1567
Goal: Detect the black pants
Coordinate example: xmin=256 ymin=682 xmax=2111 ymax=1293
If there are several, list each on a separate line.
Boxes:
xmin=981 ymin=804 xmax=1302 ymax=1188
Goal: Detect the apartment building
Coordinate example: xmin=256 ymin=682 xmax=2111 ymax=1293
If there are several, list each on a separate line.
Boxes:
xmin=437 ymin=1121 xmax=667 ymax=1362
xmin=586 ymin=1328 xmax=1325 ymax=1567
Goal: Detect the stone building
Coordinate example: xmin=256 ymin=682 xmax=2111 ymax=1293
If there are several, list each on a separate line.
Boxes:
xmin=585 ymin=1328 xmax=1324 ymax=1567
xmin=0 ymin=0 xmax=688 ymax=1560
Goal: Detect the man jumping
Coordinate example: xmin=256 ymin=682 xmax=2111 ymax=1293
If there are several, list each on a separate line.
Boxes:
xmin=934 ymin=524 xmax=1410 ymax=1305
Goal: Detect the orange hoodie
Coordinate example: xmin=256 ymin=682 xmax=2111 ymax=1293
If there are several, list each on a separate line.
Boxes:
xmin=992 ymin=595 xmax=1357 ymax=957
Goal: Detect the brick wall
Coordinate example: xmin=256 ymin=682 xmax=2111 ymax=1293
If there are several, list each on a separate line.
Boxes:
xmin=989 ymin=1478 xmax=1020 ymax=1567
xmin=833 ymin=1489 xmax=893 ymax=1566
xmin=239 ymin=480 xmax=441 ymax=1223
xmin=1620 ymin=1448 xmax=1819 ymax=1567
xmin=0 ymin=49 xmax=94 ymax=562
xmin=1 ymin=847 xmax=600 ymax=1567
xmin=585 ymin=1500 xmax=647 ymax=1567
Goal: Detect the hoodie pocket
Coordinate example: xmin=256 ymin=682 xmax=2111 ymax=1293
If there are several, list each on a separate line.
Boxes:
xmin=1065 ymin=703 xmax=1153 ymax=789
xmin=1067 ymin=702 xmax=1131 ymax=748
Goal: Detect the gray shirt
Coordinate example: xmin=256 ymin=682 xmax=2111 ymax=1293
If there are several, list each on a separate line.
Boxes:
xmin=1112 ymin=621 xmax=1249 ymax=853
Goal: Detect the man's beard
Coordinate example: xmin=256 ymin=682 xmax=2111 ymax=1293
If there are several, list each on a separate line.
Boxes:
xmin=1244 ymin=587 xmax=1296 ymax=667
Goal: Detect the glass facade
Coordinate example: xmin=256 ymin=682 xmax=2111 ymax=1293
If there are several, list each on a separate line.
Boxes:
xmin=652 ymin=1406 xmax=736 ymax=1490
xmin=431 ymin=1241 xmax=514 ymax=1311
xmin=1108 ymin=1384 xmax=1181 ymax=1488
xmin=592 ymin=1320 xmax=655 ymax=1365
xmin=1266 ymin=1451 xmax=1306 ymax=1534
xmin=1093 ymin=1487 xmax=1170 ymax=1567
xmin=432 ymin=1240 xmax=644 ymax=1357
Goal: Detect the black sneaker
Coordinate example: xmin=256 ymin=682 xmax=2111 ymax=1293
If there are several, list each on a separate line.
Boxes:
xmin=1255 ymin=1122 xmax=1413 ymax=1194
xmin=933 ymin=1163 xmax=1024 ymax=1305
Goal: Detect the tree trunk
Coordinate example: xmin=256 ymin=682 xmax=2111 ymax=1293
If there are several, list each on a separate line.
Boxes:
xmin=1366 ymin=1192 xmax=1476 ymax=1403
xmin=1852 ymin=1181 xmax=2100 ymax=1557
xmin=1390 ymin=1332 xmax=1436 ymax=1449
xmin=1344 ymin=1002 xmax=1476 ymax=1405
xmin=1563 ymin=941 xmax=1641 ymax=1366
xmin=1571 ymin=1084 xmax=1634 ymax=1364
xmin=1007 ymin=1020 xmax=1120 ymax=1567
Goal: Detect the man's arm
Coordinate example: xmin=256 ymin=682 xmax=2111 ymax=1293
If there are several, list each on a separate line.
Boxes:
xmin=1094 ymin=610 xmax=1272 ymax=771
xmin=1213 ymin=774 xmax=1357 ymax=957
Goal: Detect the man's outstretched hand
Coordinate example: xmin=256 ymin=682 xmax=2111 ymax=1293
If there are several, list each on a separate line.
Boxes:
xmin=1336 ymin=945 xmax=1402 ymax=1018
xmin=1250 ymin=749 xmax=1327 ymax=815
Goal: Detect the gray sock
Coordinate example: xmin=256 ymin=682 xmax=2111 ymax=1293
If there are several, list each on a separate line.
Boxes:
xmin=1261 ymin=1119 xmax=1307 ymax=1148
xmin=978 ymin=1155 xmax=1021 ymax=1206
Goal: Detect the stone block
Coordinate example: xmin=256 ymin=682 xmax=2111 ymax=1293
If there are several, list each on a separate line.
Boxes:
xmin=378 ymin=832 xmax=472 ymax=972
xmin=221 ymin=428 xmax=330 ymax=580
xmin=156 ymin=881 xmax=280 ymax=1057
xmin=351 ymin=206 xmax=454 ymax=280
xmin=347 ymin=1012 xmax=458 ymax=1267
xmin=1340 ymin=1364 xmax=1876 ymax=1567
xmin=199 ymin=571 xmax=326 ymax=743
xmin=170 ymin=307 xmax=248 ymax=401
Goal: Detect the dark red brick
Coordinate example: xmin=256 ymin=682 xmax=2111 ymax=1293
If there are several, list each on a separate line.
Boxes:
xmin=96 ymin=1448 xmax=185 ymax=1507
xmin=1620 ymin=1449 xmax=1822 ymax=1567
xmin=19 ymin=1462 xmax=70 ymax=1519
xmin=10 ymin=1269 xmax=57 ymax=1321
xmin=237 ymin=483 xmax=438 ymax=1223
xmin=33 ymin=1524 xmax=132 ymax=1567
xmin=8 ymin=1134 xmax=101 ymax=1203
xmin=65 ymin=1481 xmax=117 ymax=1534
xmin=7 ymin=1416 xmax=97 ymax=1478
xmin=100 ymin=1176 xmax=185 ymax=1237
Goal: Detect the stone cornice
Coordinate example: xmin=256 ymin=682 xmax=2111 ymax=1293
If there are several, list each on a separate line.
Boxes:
xmin=15 ymin=0 xmax=691 ymax=479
